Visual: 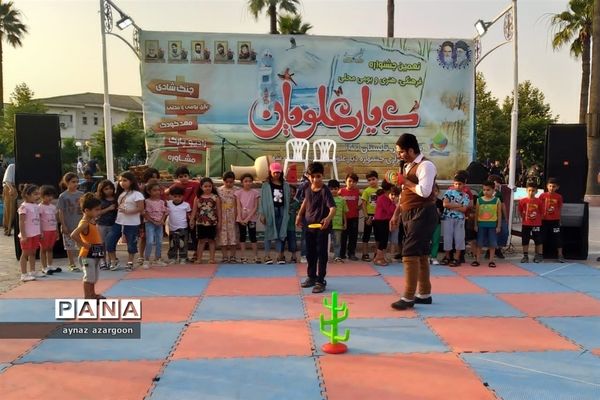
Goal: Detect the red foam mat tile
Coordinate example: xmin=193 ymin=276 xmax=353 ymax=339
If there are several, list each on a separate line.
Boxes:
xmin=304 ymin=294 xmax=416 ymax=319
xmin=319 ymin=353 xmax=495 ymax=400
xmin=139 ymin=297 xmax=199 ymax=322
xmin=0 ymin=360 xmax=162 ymax=400
xmin=384 ymin=275 xmax=486 ymax=295
xmin=427 ymin=317 xmax=579 ymax=352
xmin=204 ymin=277 xmax=300 ymax=296
xmin=497 ymin=293 xmax=600 ymax=317
xmin=172 ymin=320 xmax=312 ymax=359
xmin=0 ymin=280 xmax=118 ymax=299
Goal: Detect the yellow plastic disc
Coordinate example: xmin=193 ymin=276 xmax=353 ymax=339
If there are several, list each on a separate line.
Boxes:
xmin=308 ymin=223 xmax=322 ymax=229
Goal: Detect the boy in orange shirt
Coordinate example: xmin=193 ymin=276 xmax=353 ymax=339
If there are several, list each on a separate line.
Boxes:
xmin=540 ymin=177 xmax=565 ymax=262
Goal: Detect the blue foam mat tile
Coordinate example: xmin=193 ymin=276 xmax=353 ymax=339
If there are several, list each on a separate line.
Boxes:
xmin=545 ymin=275 xmax=600 ymax=293
xmin=375 ymin=264 xmax=457 ymax=277
xmin=467 ymin=276 xmax=574 ymax=293
xmin=0 ymin=363 xmax=9 ymax=373
xmin=149 ymin=357 xmax=323 ymax=400
xmin=539 ymin=317 xmax=600 ymax=349
xmin=17 ymin=322 xmax=184 ymax=362
xmin=215 ymin=264 xmax=297 ymax=277
xmin=0 ymin=299 xmax=58 ymax=322
xmin=415 ymin=294 xmax=523 ymax=317
xmin=586 ymin=292 xmax=600 ymax=301
xmin=192 ymin=295 xmax=304 ymax=321
xmin=518 ymin=262 xmax=600 ymax=276
xmin=462 ymin=351 xmax=600 ymax=400
xmin=301 ymin=276 xmax=393 ymax=294
xmin=43 ymin=270 xmax=129 ymax=280
xmin=310 ymin=318 xmax=448 ymax=355
xmin=104 ymin=278 xmax=209 ymax=297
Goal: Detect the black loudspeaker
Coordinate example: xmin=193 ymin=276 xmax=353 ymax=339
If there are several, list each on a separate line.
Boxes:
xmin=14 ymin=113 xmax=62 ymax=188
xmin=543 ymin=202 xmax=589 ymax=260
xmin=544 ymin=124 xmax=588 ymax=203
xmin=13 ymin=114 xmax=65 ymax=260
xmin=466 ymin=161 xmax=489 ymax=184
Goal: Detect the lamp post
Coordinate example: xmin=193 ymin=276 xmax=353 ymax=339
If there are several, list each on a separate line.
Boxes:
xmin=474 ymin=0 xmax=519 ymax=236
xmin=100 ymin=0 xmax=140 ymax=182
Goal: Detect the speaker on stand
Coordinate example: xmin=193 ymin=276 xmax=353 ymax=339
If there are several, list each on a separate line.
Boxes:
xmin=13 ymin=113 xmax=65 ymax=260
xmin=542 ymin=124 xmax=588 ymax=259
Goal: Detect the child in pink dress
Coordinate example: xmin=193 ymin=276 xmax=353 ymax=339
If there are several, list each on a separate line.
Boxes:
xmin=218 ymin=171 xmax=238 ymax=263
xmin=18 ymin=184 xmax=42 ymax=281
xmin=39 ymin=185 xmax=61 ymax=275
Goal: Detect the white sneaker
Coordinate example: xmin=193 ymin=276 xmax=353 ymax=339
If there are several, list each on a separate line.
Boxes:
xmin=21 ymin=273 xmax=35 ymax=282
xmin=109 ymin=261 xmax=120 ymax=271
xmin=30 ymin=271 xmax=46 ymax=278
xmin=430 ymin=258 xmax=440 ymax=265
xmin=142 ymin=261 xmax=150 ymax=270
xmin=155 ymin=259 xmax=167 ymax=267
xmin=300 ymin=256 xmax=307 ymax=263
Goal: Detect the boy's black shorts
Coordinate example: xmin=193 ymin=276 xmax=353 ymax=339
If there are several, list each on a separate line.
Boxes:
xmin=521 ymin=225 xmax=542 ymax=246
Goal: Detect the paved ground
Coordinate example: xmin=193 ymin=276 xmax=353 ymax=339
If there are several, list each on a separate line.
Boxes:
xmin=0 ymin=209 xmax=599 ymax=399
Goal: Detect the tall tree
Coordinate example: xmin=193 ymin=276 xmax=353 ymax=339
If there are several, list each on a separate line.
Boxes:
xmin=0 ymin=83 xmax=46 ymax=156
xmin=248 ymin=0 xmax=300 ymax=34
xmin=586 ymin=0 xmax=600 ymax=195
xmin=475 ymin=72 xmax=510 ymax=163
xmin=387 ymin=0 xmax=394 ymax=38
xmin=278 ymin=13 xmax=312 ymax=34
xmin=0 ymin=1 xmax=28 ymax=115
xmin=550 ymin=0 xmax=593 ymax=123
xmin=501 ymin=81 xmax=558 ymax=168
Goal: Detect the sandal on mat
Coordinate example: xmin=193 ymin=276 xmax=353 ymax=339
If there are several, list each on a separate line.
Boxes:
xmin=440 ymin=258 xmax=450 ymax=265
xmin=488 ymin=262 xmax=496 ymax=268
xmin=471 ymin=261 xmax=480 ymax=267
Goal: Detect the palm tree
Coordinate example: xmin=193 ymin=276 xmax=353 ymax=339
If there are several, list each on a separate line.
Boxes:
xmin=0 ymin=1 xmax=27 ymax=115
xmin=387 ymin=0 xmax=394 ymax=38
xmin=586 ymin=0 xmax=600 ymax=196
xmin=248 ymin=0 xmax=300 ymax=34
xmin=550 ymin=0 xmax=593 ymax=124
xmin=278 ymin=14 xmax=312 ymax=35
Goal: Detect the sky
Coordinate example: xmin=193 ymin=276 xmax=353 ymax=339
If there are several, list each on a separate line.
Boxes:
xmin=5 ymin=0 xmax=581 ymax=122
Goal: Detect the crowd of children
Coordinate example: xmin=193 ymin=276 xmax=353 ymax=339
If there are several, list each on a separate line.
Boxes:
xmin=16 ymin=161 xmax=568 ymax=298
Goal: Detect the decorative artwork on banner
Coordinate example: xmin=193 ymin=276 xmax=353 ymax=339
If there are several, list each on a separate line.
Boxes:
xmin=140 ymin=32 xmax=475 ymax=179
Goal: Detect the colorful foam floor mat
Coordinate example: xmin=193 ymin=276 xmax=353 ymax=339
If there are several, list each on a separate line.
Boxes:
xmin=1 ymin=260 xmax=600 ymax=399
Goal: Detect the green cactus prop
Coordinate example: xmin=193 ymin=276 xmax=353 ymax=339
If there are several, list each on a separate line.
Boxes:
xmin=319 ymin=291 xmax=350 ymax=353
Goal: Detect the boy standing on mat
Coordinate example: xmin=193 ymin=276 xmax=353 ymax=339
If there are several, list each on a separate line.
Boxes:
xmin=297 ymin=162 xmax=336 ymax=294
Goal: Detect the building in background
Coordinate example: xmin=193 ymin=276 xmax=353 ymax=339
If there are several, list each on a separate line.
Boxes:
xmin=35 ymin=93 xmax=142 ymax=157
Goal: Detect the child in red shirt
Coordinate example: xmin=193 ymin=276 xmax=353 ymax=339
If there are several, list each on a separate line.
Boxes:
xmin=518 ymin=182 xmax=544 ymax=263
xmin=539 ymin=177 xmax=565 ymax=262
xmin=339 ymin=173 xmax=360 ymax=261
xmin=373 ymin=181 xmax=396 ymax=266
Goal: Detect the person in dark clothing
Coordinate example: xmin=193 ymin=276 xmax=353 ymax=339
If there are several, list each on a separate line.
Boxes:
xmin=296 ymin=162 xmax=336 ymax=294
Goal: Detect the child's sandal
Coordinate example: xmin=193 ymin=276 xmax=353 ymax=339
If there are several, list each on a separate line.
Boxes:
xmin=488 ymin=262 xmax=496 ymax=268
xmin=440 ymin=258 xmax=450 ymax=265
xmin=449 ymin=259 xmax=458 ymax=267
xmin=471 ymin=261 xmax=480 ymax=267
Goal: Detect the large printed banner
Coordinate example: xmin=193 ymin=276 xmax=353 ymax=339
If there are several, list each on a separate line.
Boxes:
xmin=140 ymin=31 xmax=475 ymax=179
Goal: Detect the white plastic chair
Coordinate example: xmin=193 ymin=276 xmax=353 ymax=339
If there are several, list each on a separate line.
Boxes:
xmin=312 ymin=139 xmax=338 ymax=180
xmin=283 ymin=138 xmax=310 ymax=179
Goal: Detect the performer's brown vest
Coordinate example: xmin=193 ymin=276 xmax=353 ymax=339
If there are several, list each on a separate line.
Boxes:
xmin=400 ymin=156 xmax=436 ymax=211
